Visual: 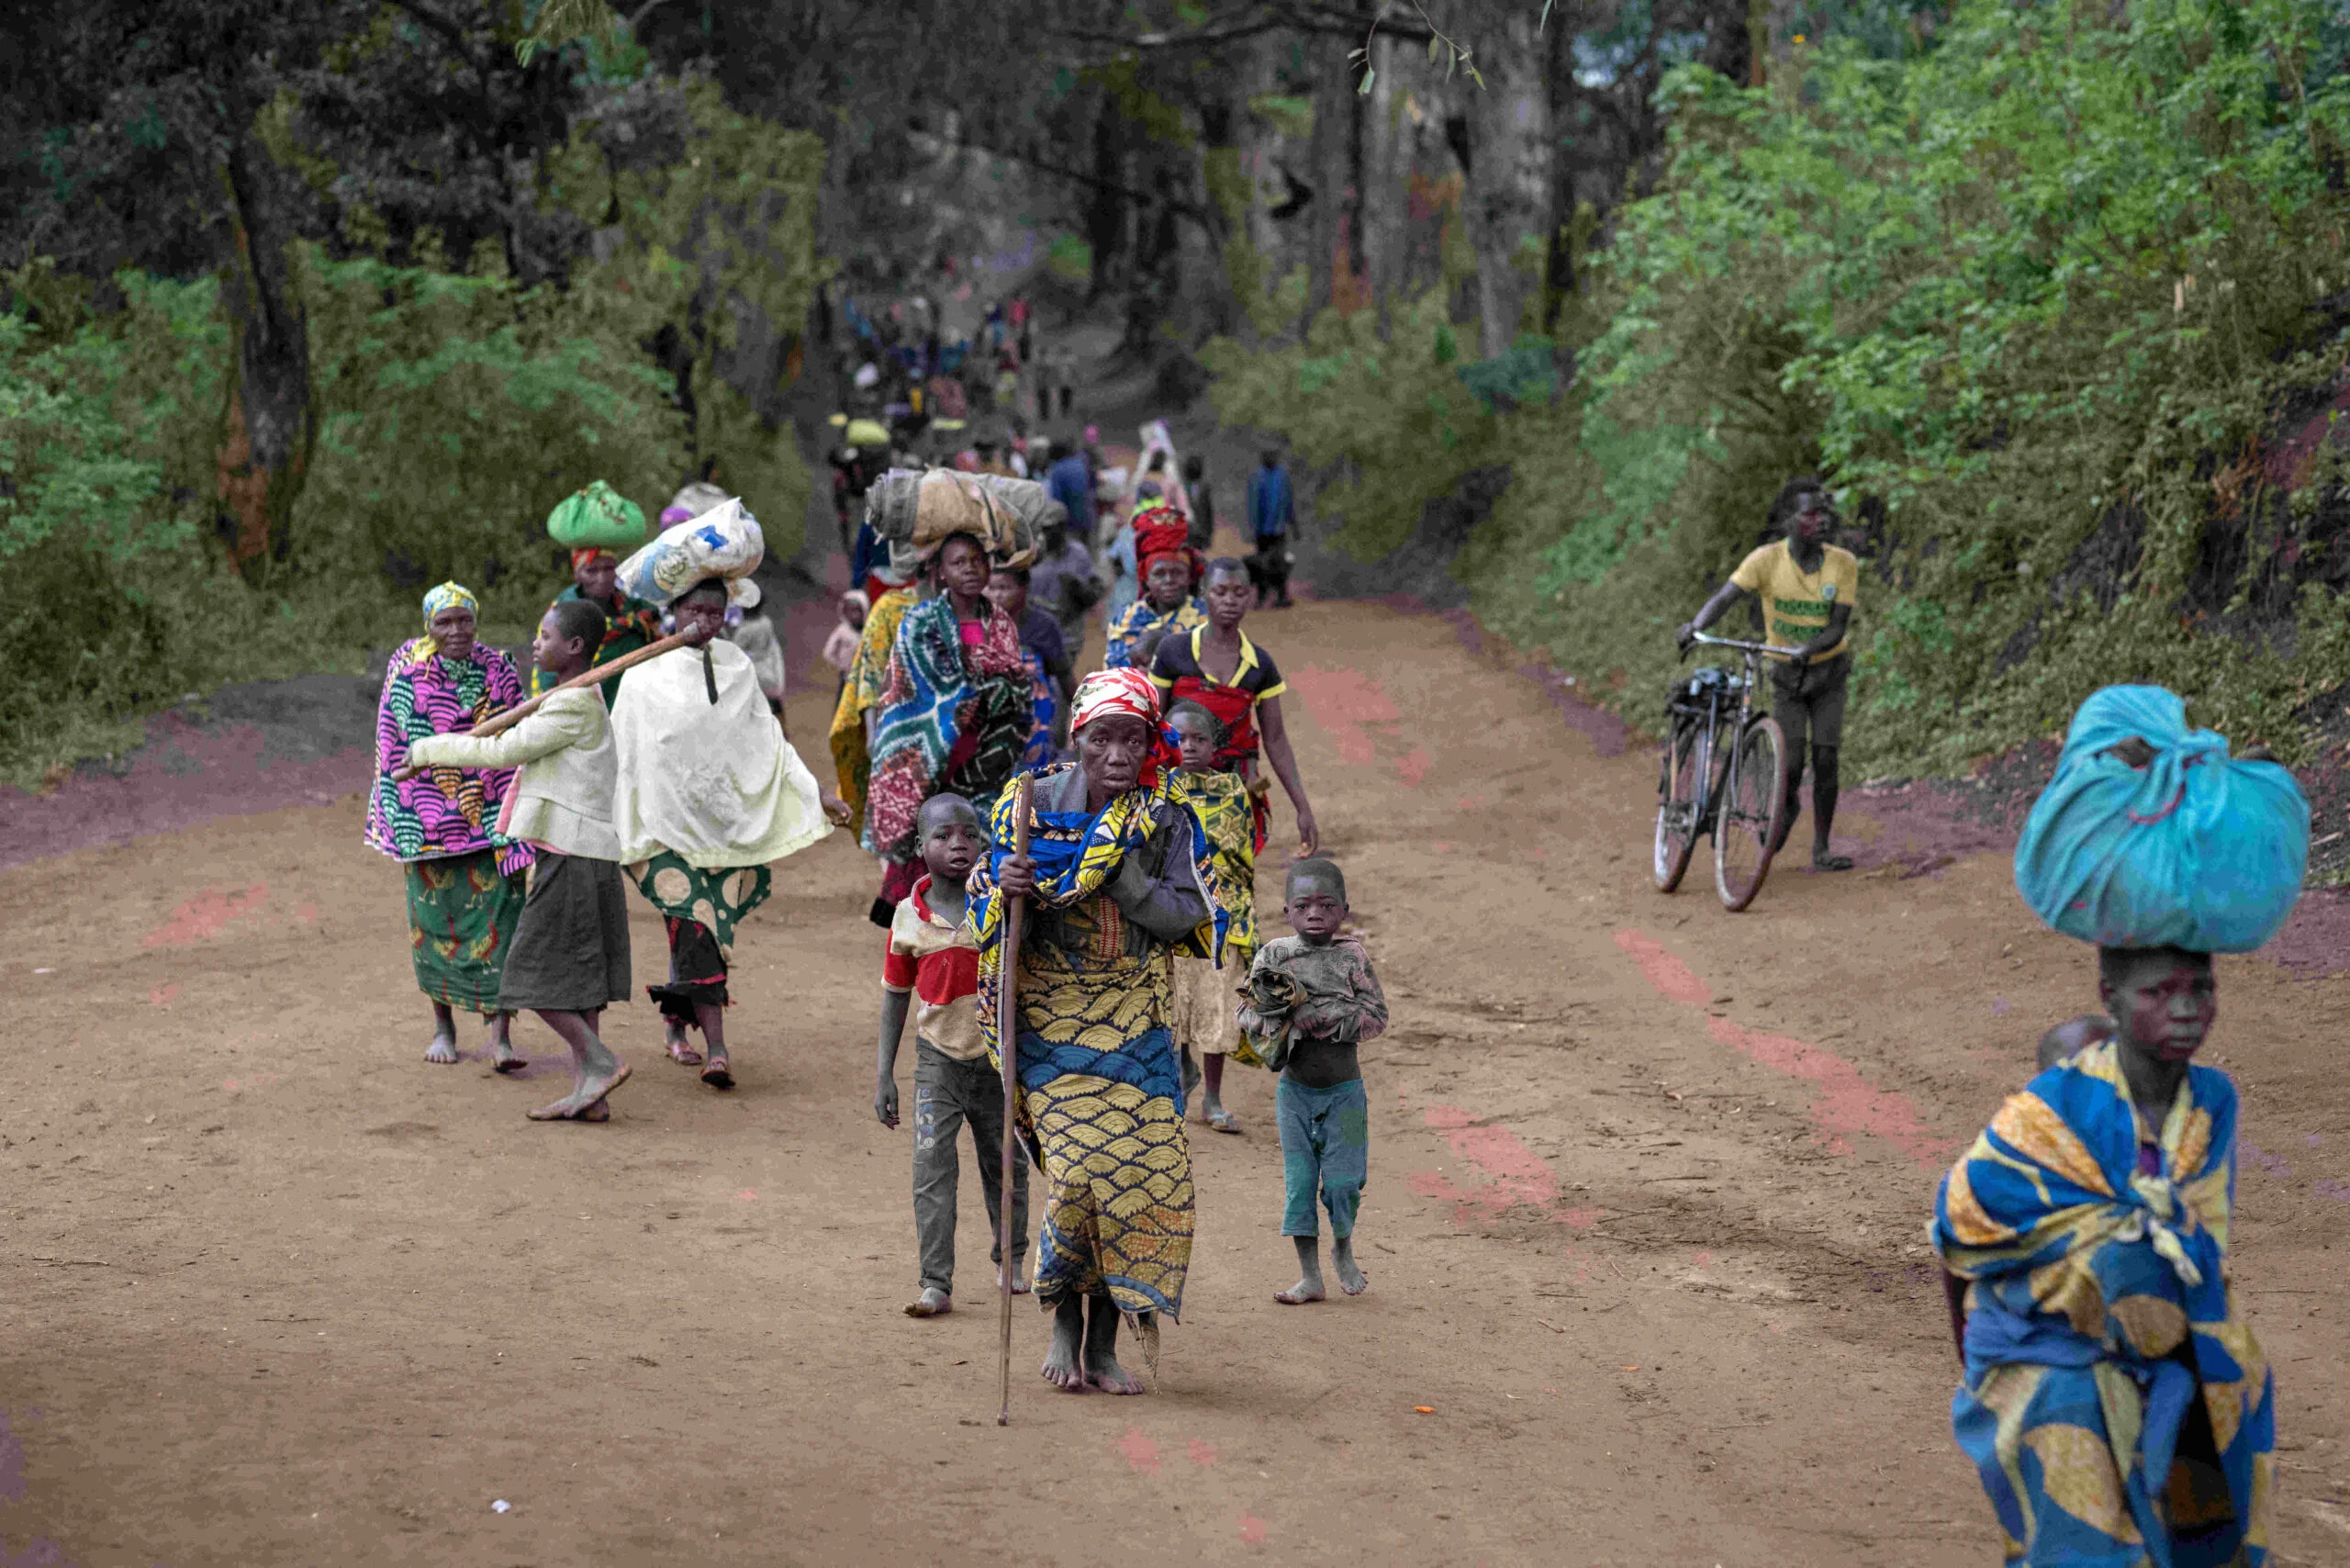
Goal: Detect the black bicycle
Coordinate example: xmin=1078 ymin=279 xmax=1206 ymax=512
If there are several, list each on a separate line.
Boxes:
xmin=1652 ymin=633 xmax=1796 ymax=912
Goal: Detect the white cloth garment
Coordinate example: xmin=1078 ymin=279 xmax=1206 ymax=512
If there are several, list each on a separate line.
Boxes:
xmin=403 ymin=687 xmax=621 ymax=861
xmin=610 ymin=639 xmax=831 ymax=868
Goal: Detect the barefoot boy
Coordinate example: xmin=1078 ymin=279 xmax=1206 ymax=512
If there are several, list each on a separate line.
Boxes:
xmin=874 ymin=793 xmax=1030 ymax=1317
xmin=402 ymin=599 xmax=633 ymax=1122
xmin=1237 ymin=857 xmax=1386 ymax=1305
xmin=1166 ymin=702 xmax=1258 ymax=1132
xmin=1933 ymin=946 xmax=2272 ymax=1563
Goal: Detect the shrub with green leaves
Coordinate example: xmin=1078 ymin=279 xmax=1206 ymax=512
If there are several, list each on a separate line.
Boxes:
xmin=1223 ymin=0 xmax=2350 ymax=778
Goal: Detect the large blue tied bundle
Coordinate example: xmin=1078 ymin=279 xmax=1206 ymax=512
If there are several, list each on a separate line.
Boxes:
xmin=2014 ymin=685 xmax=2308 ymax=952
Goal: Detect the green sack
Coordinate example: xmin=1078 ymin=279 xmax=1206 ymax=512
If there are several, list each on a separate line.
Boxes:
xmin=546 ymin=481 xmax=647 ymax=550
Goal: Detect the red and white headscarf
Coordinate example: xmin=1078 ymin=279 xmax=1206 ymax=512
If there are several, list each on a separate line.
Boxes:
xmin=1070 ymin=667 xmax=1160 ymax=734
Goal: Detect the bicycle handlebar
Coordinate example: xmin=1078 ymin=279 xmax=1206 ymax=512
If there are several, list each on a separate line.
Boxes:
xmin=1687 ymin=631 xmax=1807 ymax=658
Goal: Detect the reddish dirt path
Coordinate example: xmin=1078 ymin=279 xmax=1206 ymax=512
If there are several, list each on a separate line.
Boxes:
xmin=2 ymin=599 xmax=2346 ymax=1565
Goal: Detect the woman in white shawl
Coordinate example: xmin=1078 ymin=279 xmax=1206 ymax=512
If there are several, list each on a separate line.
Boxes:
xmin=613 ymin=577 xmax=847 ymax=1089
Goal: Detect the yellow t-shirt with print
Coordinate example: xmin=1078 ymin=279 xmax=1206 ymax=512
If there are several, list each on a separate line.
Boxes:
xmin=1729 ymin=540 xmax=1859 ymax=663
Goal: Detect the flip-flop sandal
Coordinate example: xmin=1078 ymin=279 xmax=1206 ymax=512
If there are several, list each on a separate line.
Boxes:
xmin=667 ymin=1039 xmax=704 ymax=1066
xmin=1813 ymin=854 xmax=1856 ymax=872
xmin=492 ymin=1053 xmax=529 ymax=1074
xmin=575 ymin=1098 xmax=610 ymax=1123
xmin=700 ymin=1057 xmax=734 ymax=1090
xmin=1208 ymin=1111 xmax=1243 ymax=1135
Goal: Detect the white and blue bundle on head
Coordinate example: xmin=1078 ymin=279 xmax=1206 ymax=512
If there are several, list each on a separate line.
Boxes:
xmin=613 ymin=496 xmax=764 ymax=607
xmin=2014 ymin=684 xmax=2308 ymax=952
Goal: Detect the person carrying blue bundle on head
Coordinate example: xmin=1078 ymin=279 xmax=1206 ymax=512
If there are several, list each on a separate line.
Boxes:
xmin=1932 ymin=684 xmax=2304 ymax=1568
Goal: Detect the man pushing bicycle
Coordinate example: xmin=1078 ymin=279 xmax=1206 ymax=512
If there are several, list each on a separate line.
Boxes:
xmin=1676 ymin=477 xmax=1860 ymax=873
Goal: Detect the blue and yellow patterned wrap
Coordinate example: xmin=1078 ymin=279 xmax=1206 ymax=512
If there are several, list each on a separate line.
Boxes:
xmin=1931 ymin=1041 xmax=2272 ymax=1567
xmin=968 ymin=766 xmax=1225 ymax=1320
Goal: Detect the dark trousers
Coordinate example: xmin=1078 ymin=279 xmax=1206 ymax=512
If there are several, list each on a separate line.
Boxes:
xmin=1770 ymin=655 xmax=1851 ymax=846
xmin=912 ymin=1041 xmax=1031 ymax=1295
xmin=1250 ymin=532 xmax=1292 ymax=603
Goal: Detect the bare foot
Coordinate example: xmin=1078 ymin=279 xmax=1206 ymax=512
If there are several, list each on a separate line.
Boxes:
xmin=527 ymin=1062 xmax=632 ymax=1122
xmin=1001 ymin=1265 xmax=1031 ymax=1297
xmin=491 ymin=1041 xmax=528 ymax=1074
xmin=1274 ymin=1279 xmax=1326 ymax=1305
xmin=666 ymin=1028 xmax=702 ymax=1067
xmin=575 ymin=1098 xmax=610 ymax=1123
xmin=905 ymin=1287 xmax=952 ymax=1318
xmin=1040 ymin=1299 xmax=1087 ymax=1391
xmin=1333 ymin=1237 xmax=1369 ymax=1296
xmin=1083 ymin=1348 xmax=1147 ymax=1394
xmin=424 ymin=1030 xmax=459 ymax=1065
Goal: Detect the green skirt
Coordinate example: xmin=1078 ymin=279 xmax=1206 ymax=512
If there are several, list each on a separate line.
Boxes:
xmin=406 ymin=848 xmax=528 ymax=1014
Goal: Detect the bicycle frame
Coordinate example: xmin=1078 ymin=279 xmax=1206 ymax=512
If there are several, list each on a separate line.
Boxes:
xmin=1680 ymin=632 xmax=1805 ymax=830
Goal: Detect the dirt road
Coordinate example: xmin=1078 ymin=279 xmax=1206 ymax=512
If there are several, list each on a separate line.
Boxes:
xmin=3 ymin=594 xmax=2346 ymax=1566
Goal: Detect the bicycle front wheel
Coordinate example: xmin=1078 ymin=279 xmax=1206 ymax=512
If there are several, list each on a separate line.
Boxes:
xmin=1652 ymin=719 xmax=1703 ymax=893
xmin=1715 ymin=716 xmax=1789 ymax=912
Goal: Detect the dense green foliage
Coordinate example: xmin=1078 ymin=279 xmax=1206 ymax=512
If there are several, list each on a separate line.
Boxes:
xmin=1217 ymin=0 xmax=2350 ymax=777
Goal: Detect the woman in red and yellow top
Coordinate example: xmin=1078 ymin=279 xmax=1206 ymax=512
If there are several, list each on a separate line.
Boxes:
xmin=1102 ymin=506 xmax=1205 ymax=668
xmin=1148 ymin=555 xmax=1319 ymax=859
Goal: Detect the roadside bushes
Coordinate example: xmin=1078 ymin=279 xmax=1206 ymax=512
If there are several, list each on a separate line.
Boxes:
xmin=1215 ymin=0 xmax=2350 ymax=778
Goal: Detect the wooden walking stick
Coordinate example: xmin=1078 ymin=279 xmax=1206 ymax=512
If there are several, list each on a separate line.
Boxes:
xmin=996 ymin=771 xmax=1035 ymax=1427
xmin=388 ymin=630 xmax=697 ymax=780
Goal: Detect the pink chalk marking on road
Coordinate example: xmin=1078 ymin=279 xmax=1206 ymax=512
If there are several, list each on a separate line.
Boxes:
xmin=1609 ymin=929 xmax=1712 ymax=1007
xmin=1695 ymin=1249 xmax=1715 ymax=1269
xmin=295 ymin=902 xmax=319 ymax=925
xmin=736 ymin=1189 xmax=757 ymax=1203
xmin=1430 ymin=841 xmax=1454 ymax=854
xmin=1615 ymin=926 xmax=1953 ymax=1170
xmin=1396 ymin=749 xmax=1431 ymax=787
xmin=1285 ymin=666 xmax=1401 ymax=767
xmin=1238 ymin=1514 xmax=1269 ymax=1547
xmin=1117 ymin=1427 xmax=1162 ymax=1474
xmin=150 ymin=983 xmax=180 ymax=1009
xmin=143 ymin=883 xmax=268 ymax=948
xmin=1188 ymin=1438 xmax=1219 ymax=1468
xmin=1413 ymin=1103 xmax=1567 ymax=1224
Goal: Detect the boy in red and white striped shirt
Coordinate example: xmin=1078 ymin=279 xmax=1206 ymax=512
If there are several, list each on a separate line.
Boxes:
xmin=873 ymin=793 xmax=1031 ymax=1317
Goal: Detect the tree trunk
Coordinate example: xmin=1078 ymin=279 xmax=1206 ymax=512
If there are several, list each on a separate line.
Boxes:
xmin=1461 ymin=0 xmax=1554 ymax=359
xmin=1359 ymin=33 xmax=1409 ymax=333
xmin=1304 ymin=29 xmax=1364 ymax=325
xmin=1087 ymin=91 xmax=1128 ymax=299
xmin=216 ymin=127 xmax=315 ymax=582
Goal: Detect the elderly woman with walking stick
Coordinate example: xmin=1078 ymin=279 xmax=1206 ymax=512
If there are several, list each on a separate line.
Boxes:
xmin=968 ymin=667 xmax=1226 ymax=1397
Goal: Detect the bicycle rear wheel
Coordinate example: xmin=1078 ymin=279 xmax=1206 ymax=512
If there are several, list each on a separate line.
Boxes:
xmin=1652 ymin=719 xmax=1704 ymax=893
xmin=1715 ymin=716 xmax=1788 ymax=912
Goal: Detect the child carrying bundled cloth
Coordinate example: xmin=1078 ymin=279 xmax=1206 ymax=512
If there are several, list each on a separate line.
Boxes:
xmin=872 ymin=794 xmax=1030 ymax=1318
xmin=401 ymin=599 xmax=634 ymax=1122
xmin=1165 ymin=701 xmax=1259 ymax=1134
xmin=1933 ymin=685 xmax=2305 ymax=1568
xmin=1237 ymin=857 xmax=1386 ymax=1305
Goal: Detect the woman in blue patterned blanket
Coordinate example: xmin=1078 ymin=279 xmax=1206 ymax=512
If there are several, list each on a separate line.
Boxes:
xmin=1932 ymin=944 xmax=2273 ymax=1567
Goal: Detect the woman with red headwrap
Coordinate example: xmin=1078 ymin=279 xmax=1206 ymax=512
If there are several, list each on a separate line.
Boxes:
xmin=968 ymin=666 xmax=1225 ymax=1395
xmin=535 ymin=481 xmax=663 ymax=702
xmin=1102 ymin=502 xmax=1205 ymax=669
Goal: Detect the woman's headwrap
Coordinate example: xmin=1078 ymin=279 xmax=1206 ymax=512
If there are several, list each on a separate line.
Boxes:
xmin=572 ymin=547 xmax=618 ymax=568
xmin=422 ymin=582 xmax=477 ymax=622
xmin=1133 ymin=506 xmax=1201 ymax=586
xmin=1071 ymin=667 xmax=1161 ymax=735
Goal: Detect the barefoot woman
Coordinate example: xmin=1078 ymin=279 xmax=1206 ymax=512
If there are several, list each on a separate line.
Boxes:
xmin=971 ymin=667 xmax=1225 ymax=1395
xmin=366 ymin=582 xmax=532 ymax=1069
xmin=611 ymin=577 xmax=844 ymax=1089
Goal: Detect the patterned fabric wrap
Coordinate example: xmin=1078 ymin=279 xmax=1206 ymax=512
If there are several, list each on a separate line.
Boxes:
xmin=1165 ymin=676 xmax=1269 ymax=851
xmin=366 ymin=640 xmax=534 ymax=877
xmin=571 ymin=547 xmax=617 ymax=568
xmin=1072 ymin=666 xmax=1162 ymax=734
xmin=1018 ymin=648 xmax=1060 ymax=769
xmin=967 ymin=767 xmax=1226 ymax=1319
xmin=1102 ymin=596 xmax=1205 ymax=670
xmin=403 ymin=847 xmax=525 ymax=1014
xmin=1131 ymin=510 xmax=1200 ymax=579
xmin=529 ymin=584 xmax=664 ymax=697
xmin=1931 ymin=1041 xmax=2272 ymax=1568
xmin=827 ymin=586 xmax=921 ymax=836
xmin=1170 ymin=768 xmax=1257 ymax=956
xmin=422 ymin=582 xmax=477 ymax=621
xmin=861 ymin=595 xmax=1031 ymax=860
xmin=628 ymin=850 xmax=772 ymax=963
